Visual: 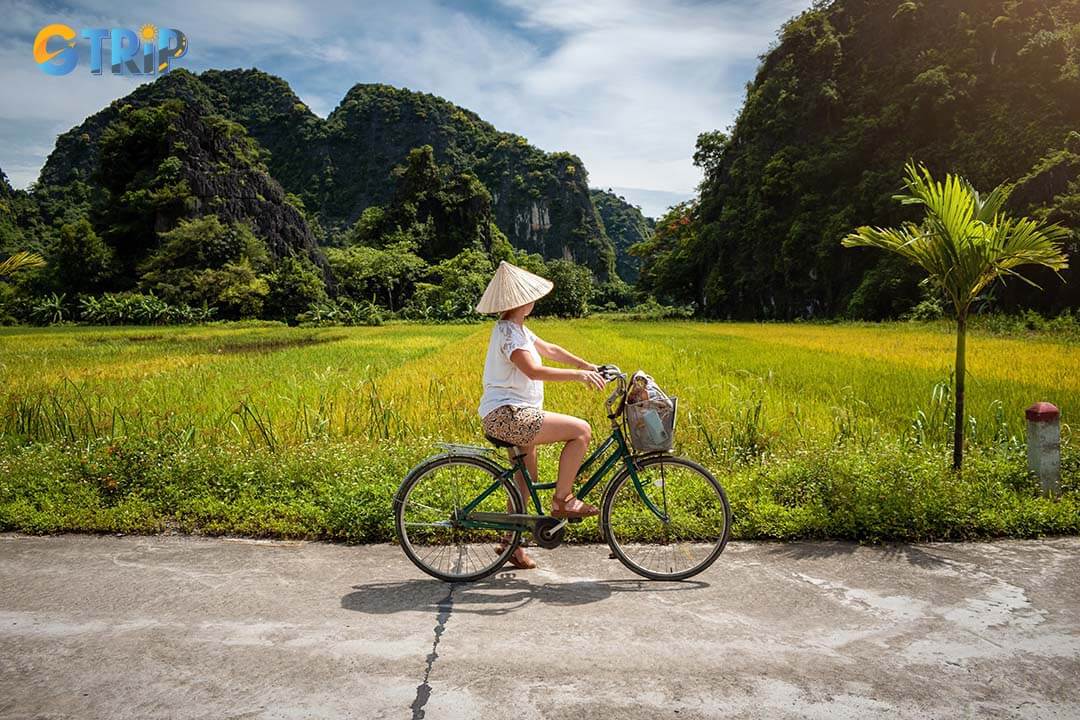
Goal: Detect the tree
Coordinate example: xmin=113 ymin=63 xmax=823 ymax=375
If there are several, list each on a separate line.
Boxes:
xmin=493 ymin=248 xmax=596 ymax=317
xmin=326 ymin=240 xmax=427 ymax=311
xmin=49 ymin=219 xmax=113 ymax=293
xmin=692 ymin=130 xmax=729 ymax=177
xmin=405 ymin=248 xmax=493 ymax=320
xmin=343 ymin=206 xmax=388 ymax=247
xmin=387 ymin=145 xmax=496 ymax=259
xmin=95 ymin=102 xmax=193 ymax=282
xmin=630 ymin=202 xmax=703 ymax=309
xmin=264 ymin=254 xmax=328 ymax=323
xmin=843 ymin=162 xmax=1069 ymax=470
xmin=139 ymin=216 xmax=272 ymax=315
xmin=535 ymin=258 xmax=594 ymax=317
xmin=193 ymin=259 xmax=270 ymax=319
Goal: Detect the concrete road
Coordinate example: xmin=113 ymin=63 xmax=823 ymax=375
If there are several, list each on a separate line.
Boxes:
xmin=0 ymin=534 xmax=1077 ymax=720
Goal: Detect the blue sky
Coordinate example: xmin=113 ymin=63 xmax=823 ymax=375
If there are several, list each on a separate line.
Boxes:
xmin=2 ymin=0 xmax=810 ymax=217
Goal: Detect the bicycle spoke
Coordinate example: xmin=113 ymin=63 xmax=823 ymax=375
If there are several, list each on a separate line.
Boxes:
xmin=419 ymin=543 xmax=441 ymax=567
xmin=404 ymin=498 xmax=448 ymax=514
xmin=450 ymin=472 xmax=463 ymax=514
xmin=450 ymin=544 xmax=465 ymax=575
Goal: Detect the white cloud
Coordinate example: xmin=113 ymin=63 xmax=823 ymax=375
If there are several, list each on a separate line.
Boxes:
xmin=488 ymin=0 xmax=811 ymax=191
xmin=0 ymin=0 xmax=812 ymax=193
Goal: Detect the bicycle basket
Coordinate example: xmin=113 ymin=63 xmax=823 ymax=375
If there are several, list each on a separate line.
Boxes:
xmin=623 ymin=371 xmax=677 ymax=453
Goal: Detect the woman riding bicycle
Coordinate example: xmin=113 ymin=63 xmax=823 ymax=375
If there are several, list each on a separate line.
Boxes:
xmin=475 ymin=261 xmax=605 ymax=569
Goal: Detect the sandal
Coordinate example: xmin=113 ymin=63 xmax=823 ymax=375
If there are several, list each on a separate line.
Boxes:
xmin=494 ymin=536 xmax=537 ymax=570
xmin=551 ymin=494 xmax=599 ymax=519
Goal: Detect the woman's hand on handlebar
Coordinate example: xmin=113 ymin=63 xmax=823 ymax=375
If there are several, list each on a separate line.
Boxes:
xmin=577 ymin=369 xmax=605 ymax=390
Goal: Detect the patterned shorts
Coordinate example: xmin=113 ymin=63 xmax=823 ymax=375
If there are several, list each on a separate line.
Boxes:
xmin=482 ymin=405 xmax=545 ymax=447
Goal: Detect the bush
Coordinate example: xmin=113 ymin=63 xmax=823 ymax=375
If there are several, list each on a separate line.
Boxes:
xmin=29 ymin=292 xmax=70 ymax=325
xmin=297 ymin=297 xmax=382 ymax=326
xmin=0 ymin=282 xmax=22 ymax=325
xmin=968 ymin=310 xmax=1080 ymax=340
xmin=592 ymin=277 xmax=637 ymax=311
xmin=265 ymin=255 xmax=329 ymax=324
xmin=623 ymin=297 xmax=695 ymax=320
xmin=903 ymin=295 xmax=945 ymax=321
xmin=76 ymin=292 xmax=215 ymax=325
xmin=535 ymin=258 xmax=594 ymax=317
xmin=0 ymin=438 xmax=1075 ymax=543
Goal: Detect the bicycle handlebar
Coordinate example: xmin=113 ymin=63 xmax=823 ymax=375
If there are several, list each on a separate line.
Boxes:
xmin=597 ymin=364 xmax=628 ymax=418
xmin=596 ymin=364 xmax=624 ymax=383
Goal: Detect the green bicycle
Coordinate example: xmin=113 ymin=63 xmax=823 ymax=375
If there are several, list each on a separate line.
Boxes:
xmin=393 ymin=365 xmax=731 ymax=582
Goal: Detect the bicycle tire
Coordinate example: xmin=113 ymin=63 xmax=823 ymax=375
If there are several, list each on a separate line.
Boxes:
xmin=601 ymin=455 xmax=730 ymax=581
xmin=394 ymin=454 xmax=524 ymax=583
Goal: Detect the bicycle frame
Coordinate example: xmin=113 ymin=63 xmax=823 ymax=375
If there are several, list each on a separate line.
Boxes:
xmin=454 ymin=423 xmax=669 ymax=533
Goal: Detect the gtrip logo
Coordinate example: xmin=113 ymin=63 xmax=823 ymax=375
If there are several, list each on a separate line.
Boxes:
xmin=34 ymin=23 xmax=188 ymax=76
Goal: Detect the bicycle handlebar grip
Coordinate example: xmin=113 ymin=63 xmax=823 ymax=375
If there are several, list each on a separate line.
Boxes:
xmin=597 ymin=364 xmax=622 ymax=381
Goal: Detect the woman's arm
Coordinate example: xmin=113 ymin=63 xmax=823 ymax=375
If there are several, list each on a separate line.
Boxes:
xmin=511 ymin=348 xmax=604 ymax=390
xmin=532 ymin=337 xmax=597 ymax=371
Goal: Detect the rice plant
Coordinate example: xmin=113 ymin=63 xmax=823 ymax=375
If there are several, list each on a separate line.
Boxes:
xmin=1 ymin=319 xmax=1076 ymax=541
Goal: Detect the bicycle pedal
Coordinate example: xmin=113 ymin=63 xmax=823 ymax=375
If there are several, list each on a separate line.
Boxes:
xmin=568 ymin=517 xmax=583 ymax=524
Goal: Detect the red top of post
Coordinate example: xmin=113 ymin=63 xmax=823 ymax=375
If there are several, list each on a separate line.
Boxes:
xmin=1025 ymin=402 xmax=1060 ymax=422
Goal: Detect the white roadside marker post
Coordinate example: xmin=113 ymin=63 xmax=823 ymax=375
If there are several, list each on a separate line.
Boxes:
xmin=1025 ymin=402 xmax=1061 ymax=497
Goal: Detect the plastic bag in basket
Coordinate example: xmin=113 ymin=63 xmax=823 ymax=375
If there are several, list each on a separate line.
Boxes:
xmin=625 ymin=371 xmax=676 ymax=452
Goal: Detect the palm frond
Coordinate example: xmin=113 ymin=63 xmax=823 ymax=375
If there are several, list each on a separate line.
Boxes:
xmin=843 ymin=162 xmax=1070 ymax=316
xmin=0 ymin=251 xmax=46 ymax=278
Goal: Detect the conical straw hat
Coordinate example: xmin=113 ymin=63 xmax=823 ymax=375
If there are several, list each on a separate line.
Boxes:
xmin=475 ymin=261 xmax=554 ymax=314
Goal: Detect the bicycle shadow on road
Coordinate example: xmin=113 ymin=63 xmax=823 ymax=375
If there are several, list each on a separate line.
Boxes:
xmin=341 ymin=574 xmax=708 ymax=616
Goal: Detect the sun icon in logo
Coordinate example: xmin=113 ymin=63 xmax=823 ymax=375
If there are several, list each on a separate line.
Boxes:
xmin=139 ymin=23 xmax=158 ymax=43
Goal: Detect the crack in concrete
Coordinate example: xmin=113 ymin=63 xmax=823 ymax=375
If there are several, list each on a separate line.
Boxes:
xmin=410 ymin=584 xmax=455 ymax=719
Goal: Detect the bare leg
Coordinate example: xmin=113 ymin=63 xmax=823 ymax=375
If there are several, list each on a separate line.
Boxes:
xmin=531 ymin=412 xmax=592 ymax=503
xmin=500 ymin=446 xmax=539 ymax=568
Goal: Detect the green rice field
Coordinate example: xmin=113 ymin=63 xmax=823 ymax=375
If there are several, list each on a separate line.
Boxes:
xmin=1 ymin=319 xmax=1077 ymax=541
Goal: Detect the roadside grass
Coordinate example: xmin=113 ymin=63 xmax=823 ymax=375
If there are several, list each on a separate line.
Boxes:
xmin=1 ymin=437 xmax=1075 ymax=542
xmin=1 ymin=319 xmax=1076 ymax=542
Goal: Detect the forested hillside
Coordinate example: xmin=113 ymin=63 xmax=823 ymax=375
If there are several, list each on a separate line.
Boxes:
xmin=590 ymin=188 xmax=654 ymax=283
xmin=1 ymin=69 xmax=637 ymax=325
xmin=37 ymin=69 xmax=614 ymax=280
xmin=637 ymin=0 xmax=1080 ymax=319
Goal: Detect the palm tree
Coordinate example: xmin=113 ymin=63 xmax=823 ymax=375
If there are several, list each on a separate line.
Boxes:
xmin=0 ymin=251 xmax=45 ymax=278
xmin=843 ymin=162 xmax=1069 ymax=470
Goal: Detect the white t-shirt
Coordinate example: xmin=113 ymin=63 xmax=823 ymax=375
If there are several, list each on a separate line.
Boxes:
xmin=478 ymin=320 xmax=544 ymax=418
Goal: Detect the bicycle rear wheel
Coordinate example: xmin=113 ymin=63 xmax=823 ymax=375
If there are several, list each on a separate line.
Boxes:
xmin=394 ymin=455 xmax=524 ymax=583
xmin=602 ymin=455 xmax=730 ymax=580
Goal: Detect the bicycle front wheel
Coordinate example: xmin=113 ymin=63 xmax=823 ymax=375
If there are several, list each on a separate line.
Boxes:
xmin=394 ymin=455 xmax=524 ymax=583
xmin=602 ymin=455 xmax=730 ymax=580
